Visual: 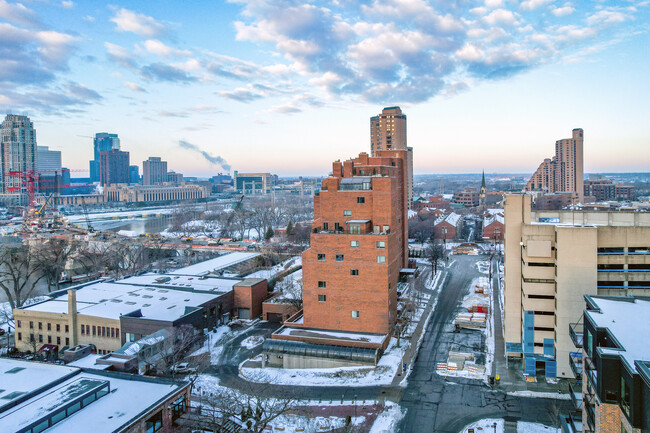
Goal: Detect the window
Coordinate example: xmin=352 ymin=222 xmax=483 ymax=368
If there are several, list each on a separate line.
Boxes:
xmin=29 ymin=321 xmax=33 ymax=329
xmin=357 ymin=197 xmax=365 ymax=204
xmin=17 ymin=320 xmax=21 ymax=328
xmin=336 ymin=254 xmax=344 ymax=261
xmin=317 ymin=253 xmax=326 ymax=261
xmin=92 ymin=326 xmax=96 ymax=336
xmin=65 ymin=325 xmax=69 ymax=333
xmin=377 ymin=256 xmax=386 ymax=263
xmin=30 ymin=334 xmax=34 ymax=342
xmin=318 ymin=281 xmax=326 ymax=288
xmin=318 ymin=295 xmax=326 ymax=302
xmin=350 ymin=269 xmax=359 ymax=276
xmin=323 ymin=222 xmax=329 ymax=230
xmin=351 ymin=310 xmax=360 ymax=318
xmin=56 ymin=336 xmax=61 ymax=345
xmin=110 ymin=328 xmax=115 ymax=338
xmin=17 ymin=332 xmax=21 ymax=341
xmin=47 ymin=336 xmax=52 ymax=344
xmin=38 ymin=334 xmax=43 ymax=343
xmin=126 ymin=333 xmax=136 ymax=342
xmin=376 ymin=241 xmax=385 ymax=248
xmin=344 ymin=210 xmax=352 ymax=216
xmin=65 ymin=338 xmax=69 ymax=346
xmin=102 ymin=327 xmax=106 ymax=337
xmin=38 ymin=322 xmax=42 ymax=330
xmin=382 ymin=225 xmax=389 ymax=233
xmin=334 ymin=222 xmax=341 ymax=231
xmin=47 ymin=323 xmax=51 ymax=331
xmin=56 ymin=324 xmax=60 ymax=332
xmin=621 ymin=377 xmax=631 ymax=416
xmin=86 ymin=325 xmax=90 ymax=335
xmin=350 ymin=240 xmax=359 ymax=248
xmin=81 ymin=326 xmax=85 ymax=335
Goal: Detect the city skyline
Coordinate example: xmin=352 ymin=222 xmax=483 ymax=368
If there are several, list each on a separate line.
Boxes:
xmin=1 ymin=1 xmax=648 ymax=176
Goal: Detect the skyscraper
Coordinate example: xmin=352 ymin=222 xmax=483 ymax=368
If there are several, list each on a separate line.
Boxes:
xmin=37 ymin=146 xmax=62 ymax=172
xmin=142 ymin=157 xmax=168 ymax=185
xmin=90 ymin=133 xmax=120 ymax=182
xmin=0 ymin=114 xmax=37 ymax=194
xmin=99 ymin=150 xmax=130 ymax=186
xmin=370 ymin=107 xmax=413 ymax=207
xmin=524 ymin=128 xmax=584 ymax=202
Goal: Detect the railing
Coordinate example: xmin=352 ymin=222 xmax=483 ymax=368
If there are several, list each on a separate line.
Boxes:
xmin=560 ymin=413 xmax=583 ymax=433
xmin=569 ymin=352 xmax=583 ymax=378
xmin=569 ymin=382 xmax=583 ymax=411
xmin=585 ymin=401 xmax=596 ymax=432
xmin=569 ymin=322 xmax=583 ymax=348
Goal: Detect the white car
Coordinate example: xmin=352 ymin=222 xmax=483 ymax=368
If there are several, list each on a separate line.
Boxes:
xmin=170 ymin=362 xmax=197 ymax=374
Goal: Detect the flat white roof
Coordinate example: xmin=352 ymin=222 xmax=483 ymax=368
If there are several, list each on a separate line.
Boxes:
xmin=22 ymin=281 xmax=220 ymax=321
xmin=587 ymin=296 xmax=650 ymax=373
xmin=169 ymin=252 xmax=259 ymax=276
xmin=115 ymin=273 xmax=240 ymax=294
xmin=67 ymin=354 xmax=111 ymax=370
xmin=276 ymin=327 xmax=387 ymax=344
xmin=0 ymin=359 xmax=184 ymax=433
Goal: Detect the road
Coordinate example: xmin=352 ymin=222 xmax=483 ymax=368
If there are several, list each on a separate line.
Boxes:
xmin=398 ymin=255 xmax=569 ymax=433
xmin=208 ymin=254 xmax=570 ymax=430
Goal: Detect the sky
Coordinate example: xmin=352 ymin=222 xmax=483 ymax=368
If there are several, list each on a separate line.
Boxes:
xmin=1 ymin=0 xmax=648 ymax=177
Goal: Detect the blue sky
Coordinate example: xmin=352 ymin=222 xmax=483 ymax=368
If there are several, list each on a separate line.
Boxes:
xmin=1 ymin=0 xmax=648 ymax=177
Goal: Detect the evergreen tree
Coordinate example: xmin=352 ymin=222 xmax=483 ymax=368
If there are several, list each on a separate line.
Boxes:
xmin=286 ymin=221 xmax=294 ymax=236
xmin=265 ymin=226 xmax=274 ymax=240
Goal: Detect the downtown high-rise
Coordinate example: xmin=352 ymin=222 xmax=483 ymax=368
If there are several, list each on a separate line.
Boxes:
xmin=370 ymin=107 xmax=413 ymax=207
xmin=0 ymin=114 xmax=37 ymax=194
xmin=90 ymin=133 xmax=120 ymax=182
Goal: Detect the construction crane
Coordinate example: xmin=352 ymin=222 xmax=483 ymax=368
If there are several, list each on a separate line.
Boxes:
xmin=80 ymin=199 xmax=94 ymax=233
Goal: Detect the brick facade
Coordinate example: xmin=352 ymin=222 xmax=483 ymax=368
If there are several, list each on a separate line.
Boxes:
xmin=294 ymin=150 xmax=408 ymax=336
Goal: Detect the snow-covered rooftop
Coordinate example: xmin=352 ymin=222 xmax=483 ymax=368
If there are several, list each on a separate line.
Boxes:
xmin=169 ymin=251 xmax=259 ymax=276
xmin=484 ymin=214 xmax=504 ymax=227
xmin=67 ymin=354 xmax=111 ymax=370
xmin=22 ymin=281 xmax=220 ymax=321
xmin=435 ymin=212 xmax=461 ymax=227
xmin=115 ymin=273 xmax=240 ymax=294
xmin=0 ymin=359 xmax=186 ymax=433
xmin=276 ymin=326 xmax=387 ymax=345
xmin=586 ymin=296 xmax=650 ymax=373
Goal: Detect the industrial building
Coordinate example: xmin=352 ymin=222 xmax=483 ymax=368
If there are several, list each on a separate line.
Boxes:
xmin=503 ymin=194 xmax=650 ymax=379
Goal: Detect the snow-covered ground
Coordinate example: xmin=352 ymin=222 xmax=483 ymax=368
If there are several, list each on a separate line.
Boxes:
xmin=369 ymin=403 xmax=405 ymax=433
xmin=476 ymin=260 xmax=491 ymax=275
xmin=506 ymin=390 xmax=571 ymax=400
xmin=241 ymin=335 xmax=264 ymax=350
xmin=240 ymin=337 xmax=406 ymax=387
xmin=268 ymin=413 xmax=365 ymax=432
xmin=460 ymin=419 xmax=560 ymax=433
xmin=247 ymin=255 xmax=302 ymax=280
xmin=190 ymin=325 xmax=232 ymax=363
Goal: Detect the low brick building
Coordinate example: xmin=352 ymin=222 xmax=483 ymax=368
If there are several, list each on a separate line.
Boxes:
xmin=482 ymin=212 xmax=504 ymax=241
xmin=234 ymin=278 xmax=268 ymax=320
xmin=433 ymin=212 xmax=461 ymax=241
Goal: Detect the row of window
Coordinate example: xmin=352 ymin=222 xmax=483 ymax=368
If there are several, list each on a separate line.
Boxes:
xmin=81 ymin=324 xmax=120 ymax=339
xmin=17 ymin=332 xmax=70 ymax=346
xmin=317 ymin=252 xmax=386 ymax=262
xmin=17 ymin=320 xmax=69 ymax=333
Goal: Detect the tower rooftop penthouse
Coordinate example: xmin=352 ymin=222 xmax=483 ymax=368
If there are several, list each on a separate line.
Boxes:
xmin=272 ymin=150 xmax=409 ymax=355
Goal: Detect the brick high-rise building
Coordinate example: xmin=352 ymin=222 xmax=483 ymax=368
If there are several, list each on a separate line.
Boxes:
xmin=90 ymin=133 xmax=120 ymax=182
xmin=99 ymin=149 xmax=130 ymax=186
xmin=370 ymin=107 xmax=413 ymax=208
xmin=281 ymin=150 xmax=408 ymax=343
xmin=524 ymin=128 xmax=584 ymax=203
xmin=142 ymin=156 xmax=167 ymax=185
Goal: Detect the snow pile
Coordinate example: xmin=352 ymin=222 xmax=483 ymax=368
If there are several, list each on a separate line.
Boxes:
xmin=189 ymin=325 xmax=232 ymax=363
xmin=240 ymin=337 xmax=407 ymax=387
xmin=459 ymin=419 xmax=560 ymax=433
xmin=506 ymin=391 xmax=571 ymax=400
xmin=269 ymin=414 xmax=365 ymax=432
xmin=476 ymin=261 xmax=491 ymax=275
xmin=369 ymin=403 xmax=404 ymax=433
xmin=517 ymin=422 xmax=560 ymax=433
xmin=241 ymin=335 xmax=264 ymax=349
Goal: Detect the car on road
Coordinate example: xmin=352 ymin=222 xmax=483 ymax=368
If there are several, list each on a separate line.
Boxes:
xmin=170 ymin=362 xmax=197 ymax=374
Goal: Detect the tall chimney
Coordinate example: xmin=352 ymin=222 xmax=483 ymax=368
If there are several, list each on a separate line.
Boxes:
xmin=68 ymin=289 xmax=78 ymax=346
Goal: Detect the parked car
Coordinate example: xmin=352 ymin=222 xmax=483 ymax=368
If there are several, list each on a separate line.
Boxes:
xmin=170 ymin=362 xmax=197 ymax=374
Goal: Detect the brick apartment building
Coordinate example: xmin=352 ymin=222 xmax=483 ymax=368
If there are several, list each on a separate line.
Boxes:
xmin=451 ymin=188 xmax=479 ymax=207
xmin=268 ymin=150 xmax=409 ymax=366
xmin=433 ymin=212 xmax=461 ymax=241
xmin=482 ymin=211 xmax=504 ymax=241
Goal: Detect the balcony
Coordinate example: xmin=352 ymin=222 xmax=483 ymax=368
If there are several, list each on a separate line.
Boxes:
xmin=569 ymin=352 xmax=583 ymax=378
xmin=560 ymin=413 xmax=583 ymax=433
xmin=569 ymin=322 xmax=583 ymax=348
xmin=569 ymin=382 xmax=583 ymax=411
xmin=584 ymin=400 xmax=596 ymax=432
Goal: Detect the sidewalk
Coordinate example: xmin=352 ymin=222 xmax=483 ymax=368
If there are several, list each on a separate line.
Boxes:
xmin=391 ymin=267 xmax=447 ymax=386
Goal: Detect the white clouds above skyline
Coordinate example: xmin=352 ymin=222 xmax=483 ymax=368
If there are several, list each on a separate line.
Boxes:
xmin=0 ymin=0 xmax=648 ymax=175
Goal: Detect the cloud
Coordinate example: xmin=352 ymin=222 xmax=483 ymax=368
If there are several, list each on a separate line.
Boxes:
xmin=0 ymin=81 xmax=102 ymax=114
xmin=143 ymin=39 xmax=192 ymax=57
xmin=124 ymin=81 xmax=146 ymax=92
xmin=105 ymin=42 xmax=138 ymax=69
xmin=0 ymin=0 xmax=42 ymax=28
xmin=520 ymin=0 xmax=553 ymax=11
xmin=483 ymin=9 xmax=519 ymax=26
xmin=140 ymin=63 xmax=196 ymax=82
xmin=551 ymin=5 xmax=575 ymax=17
xmin=110 ymin=8 xmax=166 ymax=37
xmin=178 ymin=140 xmax=231 ymax=171
xmin=61 ymin=1 xmax=74 ymax=9
xmin=219 ymin=87 xmax=264 ymax=103
xmin=82 ymin=15 xmax=95 ymax=23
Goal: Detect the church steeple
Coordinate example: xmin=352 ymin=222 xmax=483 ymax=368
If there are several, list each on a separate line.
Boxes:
xmin=481 ymin=170 xmax=486 ymax=190
xmin=480 ymin=170 xmax=487 ymax=204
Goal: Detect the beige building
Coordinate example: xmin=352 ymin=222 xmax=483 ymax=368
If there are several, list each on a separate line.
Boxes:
xmin=503 ymin=194 xmax=650 ymax=379
xmin=525 ymin=128 xmax=584 ymax=203
xmin=103 ymin=182 xmax=208 ymax=202
xmin=370 ymin=106 xmax=413 ymax=207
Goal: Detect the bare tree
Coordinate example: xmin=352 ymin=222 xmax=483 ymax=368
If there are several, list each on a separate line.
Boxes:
xmin=32 ymin=238 xmax=80 ymax=292
xmin=159 ymin=325 xmax=203 ymax=378
xmin=273 ymin=277 xmax=303 ymax=312
xmin=425 ymin=243 xmax=446 ymax=277
xmin=0 ymin=246 xmax=45 ymax=309
xmin=409 ymin=219 xmax=434 ymax=244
